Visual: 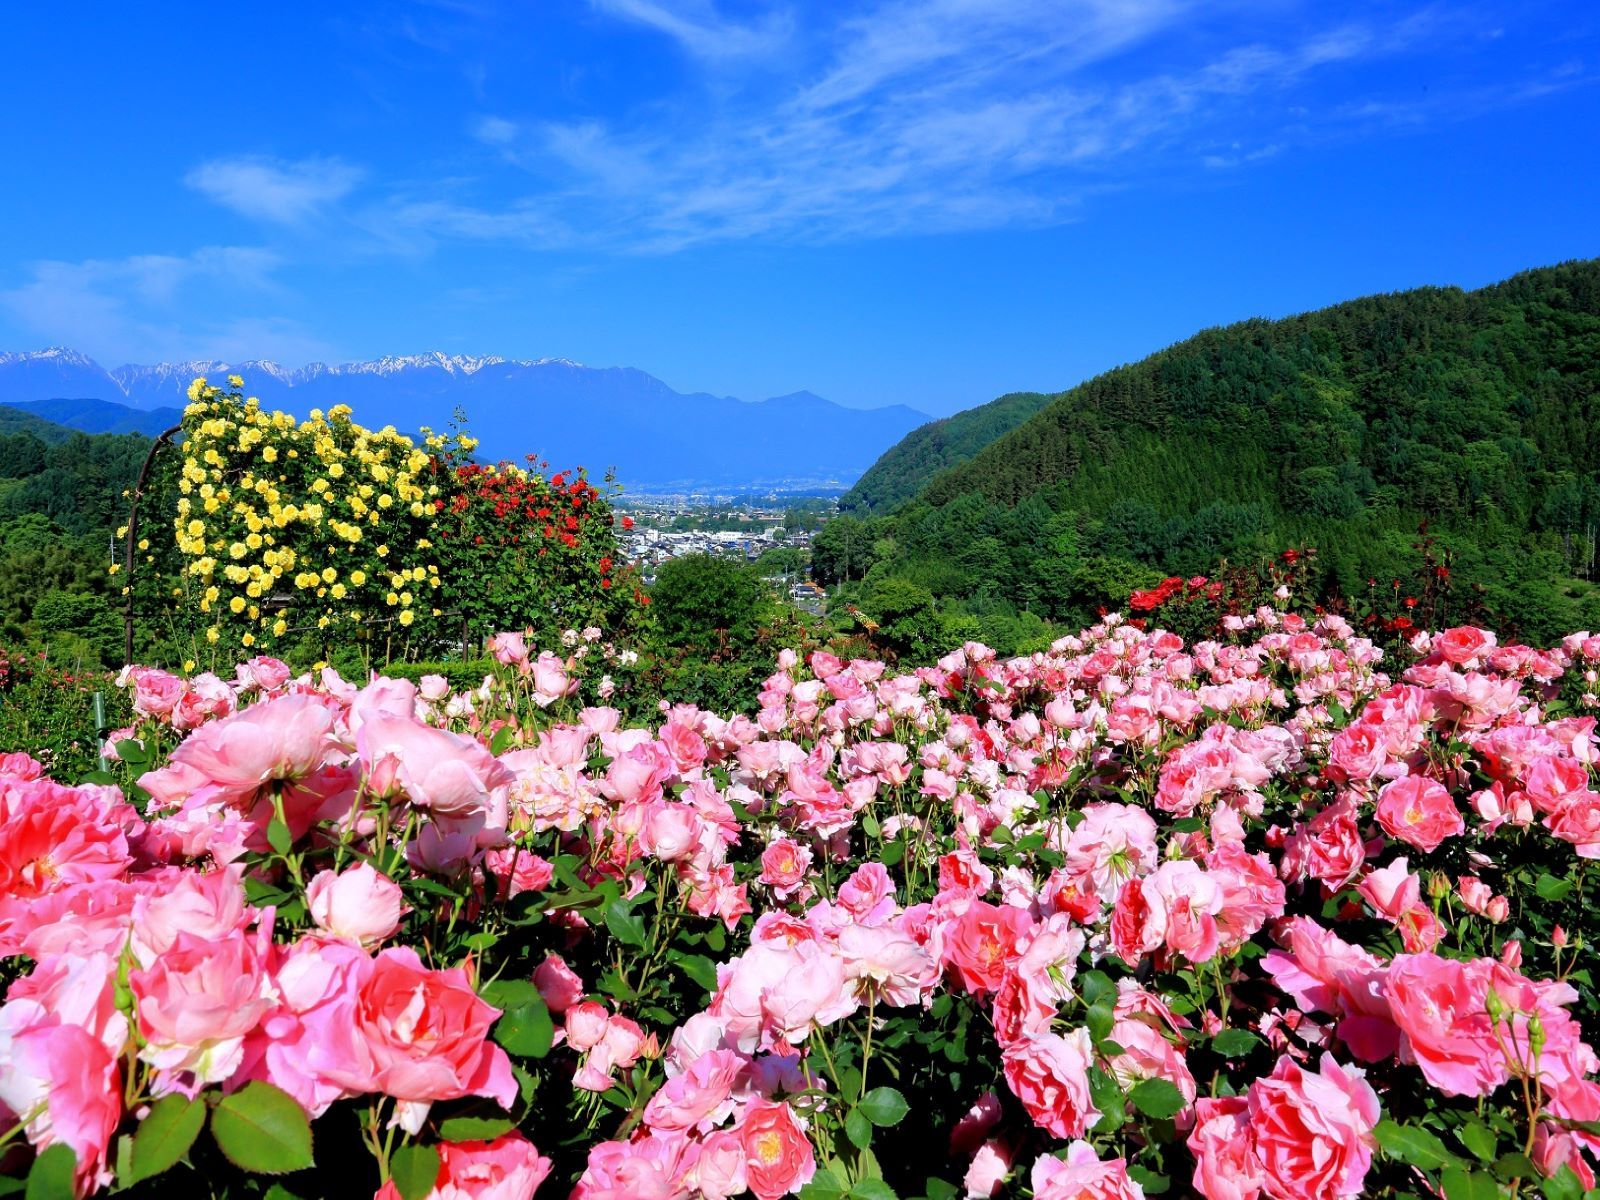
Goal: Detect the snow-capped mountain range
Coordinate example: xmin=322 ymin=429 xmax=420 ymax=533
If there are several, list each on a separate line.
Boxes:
xmin=0 ymin=349 xmax=931 ymax=490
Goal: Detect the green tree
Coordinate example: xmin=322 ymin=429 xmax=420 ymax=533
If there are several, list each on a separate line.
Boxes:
xmin=649 ymin=555 xmax=775 ymax=658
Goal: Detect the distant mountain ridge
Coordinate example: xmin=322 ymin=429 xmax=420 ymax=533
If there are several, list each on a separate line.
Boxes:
xmin=0 ymin=349 xmax=929 ymax=491
xmin=0 ymin=397 xmax=184 ymax=438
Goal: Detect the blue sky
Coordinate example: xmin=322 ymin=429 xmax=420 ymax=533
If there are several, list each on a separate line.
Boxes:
xmin=0 ymin=1 xmax=1595 ymax=416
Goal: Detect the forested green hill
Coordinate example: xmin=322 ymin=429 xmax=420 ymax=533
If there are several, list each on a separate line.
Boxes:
xmin=0 ymin=419 xmax=149 ymax=663
xmin=839 ymin=390 xmax=1053 ymax=513
xmin=818 ymin=260 xmax=1600 ymax=650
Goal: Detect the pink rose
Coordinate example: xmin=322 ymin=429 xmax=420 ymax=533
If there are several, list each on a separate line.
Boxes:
xmin=739 ymin=1100 xmax=816 ymax=1200
xmin=235 ymin=935 xmax=368 ymax=1117
xmin=759 ymin=838 xmax=813 ymax=899
xmin=944 ymin=901 xmax=1032 ymax=995
xmin=130 ymin=924 xmax=277 ymax=1084
xmin=488 ymin=632 xmax=530 ymax=667
xmin=129 ymin=866 xmax=251 ymax=966
xmin=964 ymin=1139 xmax=1013 ymax=1198
xmin=375 ymin=1133 xmax=552 ymax=1200
xmin=531 ymin=653 xmax=574 ymax=707
xmin=1031 ymin=1141 xmax=1142 ymax=1200
xmin=1385 ymin=953 xmax=1505 ymax=1097
xmin=323 ymin=946 xmax=516 ymax=1129
xmin=1247 ymin=1054 xmax=1379 ymax=1200
xmin=0 ymin=1015 xmax=121 ymax=1195
xmin=1279 ymin=799 xmax=1365 ymax=890
xmin=688 ymin=1129 xmax=748 ymax=1200
xmin=238 ymin=655 xmax=291 ymax=692
xmin=484 ymin=848 xmax=554 ymax=900
xmin=533 ymin=955 xmax=584 ymax=1014
xmin=642 ymin=1048 xmax=743 ymax=1132
xmin=1189 ymin=1095 xmax=1261 ymax=1200
xmin=307 ymin=863 xmax=405 ymax=948
xmin=358 ymin=716 xmax=515 ymax=821
xmin=565 ymin=1001 xmax=611 ymax=1052
xmin=140 ymin=692 xmax=344 ymax=813
xmin=1357 ymin=859 xmax=1442 ymax=952
xmin=1374 ymin=776 xmax=1463 ymax=854
xmin=0 ymin=779 xmax=132 ymax=900
xmin=1434 ymin=625 xmax=1495 ymax=666
xmin=1325 ymin=722 xmax=1388 ymax=783
xmin=1001 ymin=1028 xmax=1099 ymax=1139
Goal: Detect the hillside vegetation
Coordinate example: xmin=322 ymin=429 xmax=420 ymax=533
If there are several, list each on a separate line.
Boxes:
xmin=817 ymin=260 xmax=1600 ymax=650
xmin=839 ymin=389 xmax=1053 ymax=512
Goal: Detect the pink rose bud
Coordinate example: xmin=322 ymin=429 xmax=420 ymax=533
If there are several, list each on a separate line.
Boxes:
xmin=564 ymin=1001 xmax=610 ymax=1052
xmin=306 ymin=863 xmax=405 ymax=948
xmin=1554 ymin=926 xmax=1569 ymax=949
xmin=534 ymin=954 xmax=585 ymax=1014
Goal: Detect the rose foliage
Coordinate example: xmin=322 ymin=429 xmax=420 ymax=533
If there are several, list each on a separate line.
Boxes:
xmin=7 ymin=608 xmax=1600 ymax=1199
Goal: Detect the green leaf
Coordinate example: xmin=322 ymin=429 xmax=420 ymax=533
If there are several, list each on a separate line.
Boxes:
xmin=113 ymin=738 xmax=150 ymax=766
xmin=1375 ymin=1119 xmax=1459 ymax=1171
xmin=1441 ymin=1166 xmax=1499 ymax=1200
xmin=390 ymin=1145 xmax=441 ymax=1200
xmin=25 ymin=1144 xmax=76 ymax=1200
xmin=495 ymin=996 xmax=555 ymax=1058
xmin=798 ymin=1166 xmax=849 ymax=1200
xmin=1457 ymin=1121 xmax=1497 ymax=1164
xmin=1210 ymin=1029 xmax=1261 ymax=1057
xmin=1128 ymin=1078 xmax=1186 ymax=1120
xmin=921 ymin=1178 xmax=959 ymax=1200
xmin=850 ymin=1182 xmax=900 ymax=1200
xmin=862 ymin=811 xmax=882 ymax=839
xmin=437 ymin=1116 xmax=517 ymax=1142
xmin=1541 ymin=1164 xmax=1587 ymax=1200
xmin=1127 ymin=1165 xmax=1170 ymax=1194
xmin=858 ymin=1087 xmax=910 ymax=1128
xmin=127 ymin=1093 xmax=206 ymax=1183
xmin=674 ymin=953 xmax=719 ymax=993
xmin=209 ymin=1081 xmax=315 ymax=1175
xmin=1536 ymin=873 xmax=1573 ymax=902
xmin=1492 ymin=1152 xmax=1538 ymax=1183
xmin=1087 ymin=1066 xmax=1126 ymax=1132
xmin=489 ymin=726 xmax=516 ymax=755
xmin=266 ymin=811 xmax=293 ymax=856
xmin=480 ymin=979 xmax=541 ymax=1011
xmin=1086 ymin=999 xmax=1115 ymax=1045
xmin=605 ymin=900 xmax=647 ymax=947
xmin=844 ymin=1107 xmax=873 ymax=1150
xmin=1079 ymin=970 xmax=1114 ymax=1006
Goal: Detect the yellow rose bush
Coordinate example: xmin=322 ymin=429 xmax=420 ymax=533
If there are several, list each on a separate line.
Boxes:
xmin=126 ymin=376 xmax=639 ymax=668
xmin=171 ymin=377 xmax=444 ymax=653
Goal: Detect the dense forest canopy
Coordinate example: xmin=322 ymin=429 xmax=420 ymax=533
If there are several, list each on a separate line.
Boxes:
xmin=840 ymin=390 xmax=1054 ymax=513
xmin=819 ymin=260 xmax=1600 ymax=650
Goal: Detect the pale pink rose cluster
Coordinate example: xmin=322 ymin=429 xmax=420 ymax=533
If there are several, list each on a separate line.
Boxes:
xmin=8 ymin=614 xmax=1600 ymax=1197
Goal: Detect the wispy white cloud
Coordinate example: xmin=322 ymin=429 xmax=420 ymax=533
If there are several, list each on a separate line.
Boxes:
xmin=472 ymin=115 xmax=519 ymax=145
xmin=588 ymin=0 xmax=791 ymax=61
xmin=379 ymin=1 xmax=1452 ymax=252
xmin=208 ymin=2 xmax=1584 ymax=257
xmin=0 ymin=248 xmax=334 ymax=365
xmin=186 ymin=156 xmax=365 ymax=226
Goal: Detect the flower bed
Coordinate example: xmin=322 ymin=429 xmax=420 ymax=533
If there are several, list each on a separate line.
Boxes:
xmin=4 ymin=610 xmax=1600 ymax=1199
